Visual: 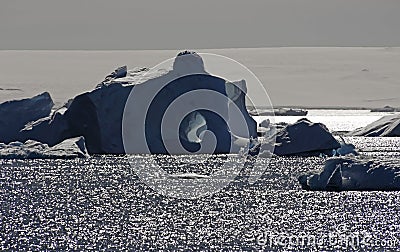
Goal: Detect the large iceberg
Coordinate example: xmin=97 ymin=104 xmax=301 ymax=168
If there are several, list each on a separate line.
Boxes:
xmin=271 ymin=118 xmax=341 ymax=156
xmin=0 ymin=92 xmax=53 ymax=143
xmin=298 ymin=157 xmax=400 ymax=191
xmin=18 ymin=51 xmax=257 ymax=154
xmin=0 ymin=136 xmax=89 ymax=159
xmin=349 ymin=114 xmax=400 ymax=137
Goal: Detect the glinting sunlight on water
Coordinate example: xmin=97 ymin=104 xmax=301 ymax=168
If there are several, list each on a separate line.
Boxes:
xmin=0 ymin=139 xmax=399 ymax=250
xmin=1 ymin=112 xmax=400 ymax=250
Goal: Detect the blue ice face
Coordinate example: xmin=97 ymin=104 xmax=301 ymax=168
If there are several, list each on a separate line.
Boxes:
xmin=144 ymin=74 xmax=231 ymax=154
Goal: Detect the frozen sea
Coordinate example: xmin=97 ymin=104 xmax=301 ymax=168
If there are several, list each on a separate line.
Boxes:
xmin=2 ymin=110 xmax=400 ymax=251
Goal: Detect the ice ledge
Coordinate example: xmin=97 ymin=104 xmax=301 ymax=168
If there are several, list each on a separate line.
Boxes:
xmin=0 ymin=136 xmax=89 ymax=159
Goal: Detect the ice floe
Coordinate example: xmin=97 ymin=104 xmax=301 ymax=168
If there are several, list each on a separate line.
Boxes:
xmin=0 ymin=136 xmax=89 ymax=159
xmin=299 ymin=156 xmax=400 ymax=191
xmin=271 ymin=118 xmax=340 ymax=156
xmin=349 ymin=114 xmax=400 ymax=137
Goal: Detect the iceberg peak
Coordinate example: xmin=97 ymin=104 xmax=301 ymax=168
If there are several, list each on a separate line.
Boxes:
xmin=173 ymin=50 xmax=205 ymax=74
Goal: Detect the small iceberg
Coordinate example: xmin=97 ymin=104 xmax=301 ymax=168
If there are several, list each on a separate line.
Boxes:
xmin=259 ymin=119 xmax=270 ymax=128
xmin=349 ymin=114 xmax=400 ymax=137
xmin=168 ymin=173 xmax=210 ymax=179
xmin=332 ymin=136 xmax=357 ymax=156
xmin=0 ymin=92 xmax=53 ymax=143
xmin=0 ymin=136 xmax=89 ymax=159
xmin=298 ymin=157 xmax=400 ymax=191
xmin=271 ymin=118 xmax=341 ymax=156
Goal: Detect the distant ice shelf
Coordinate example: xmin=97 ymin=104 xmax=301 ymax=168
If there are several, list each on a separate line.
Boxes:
xmin=249 ymin=108 xmax=308 ymax=116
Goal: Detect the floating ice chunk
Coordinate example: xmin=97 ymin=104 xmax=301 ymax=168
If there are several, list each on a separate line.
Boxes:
xmin=271 ymin=118 xmax=340 ymax=156
xmin=0 ymin=92 xmax=53 ymax=143
xmin=333 ymin=136 xmax=357 ymax=156
xmin=168 ymin=173 xmax=210 ymax=179
xmin=259 ymin=119 xmax=270 ymax=128
xmin=0 ymin=136 xmax=89 ymax=159
xmin=349 ymin=114 xmax=400 ymax=137
xmin=299 ymin=157 xmax=400 ymax=191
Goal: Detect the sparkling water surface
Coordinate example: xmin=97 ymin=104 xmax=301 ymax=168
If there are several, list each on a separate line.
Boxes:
xmin=1 ymin=111 xmax=400 ymax=250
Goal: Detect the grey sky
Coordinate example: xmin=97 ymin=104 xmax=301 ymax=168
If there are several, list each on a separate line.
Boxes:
xmin=1 ymin=0 xmax=400 ymax=49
